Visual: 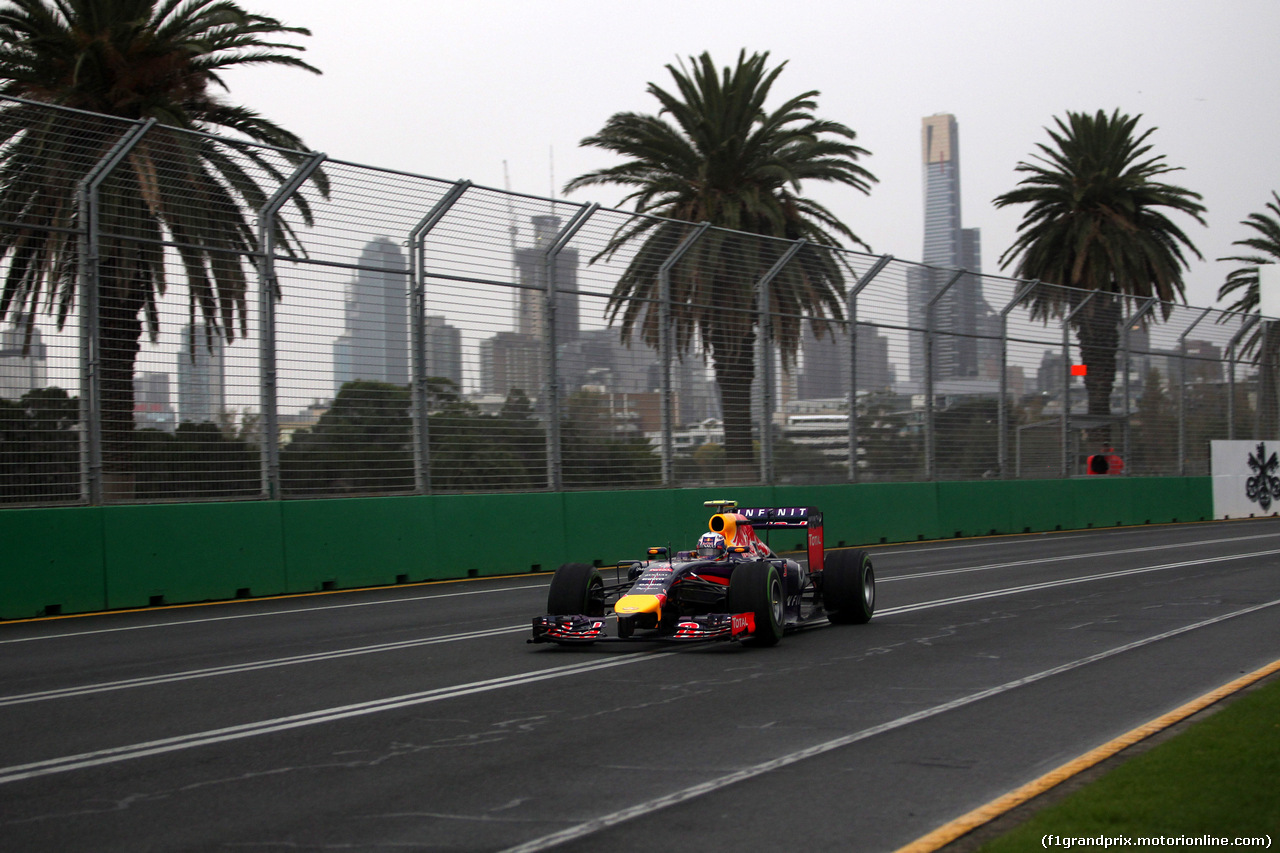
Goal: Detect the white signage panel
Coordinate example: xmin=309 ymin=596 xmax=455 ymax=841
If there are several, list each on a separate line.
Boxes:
xmin=1259 ymin=264 xmax=1280 ymax=319
xmin=1211 ymin=440 xmax=1280 ymax=519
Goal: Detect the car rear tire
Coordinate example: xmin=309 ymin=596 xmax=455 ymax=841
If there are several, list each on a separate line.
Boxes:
xmin=727 ymin=561 xmax=784 ymax=646
xmin=823 ymin=549 xmax=875 ymax=624
xmin=547 ymin=562 xmax=605 ymax=616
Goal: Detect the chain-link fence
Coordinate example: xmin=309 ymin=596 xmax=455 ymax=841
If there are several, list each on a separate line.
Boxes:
xmin=0 ymin=96 xmax=1273 ymax=507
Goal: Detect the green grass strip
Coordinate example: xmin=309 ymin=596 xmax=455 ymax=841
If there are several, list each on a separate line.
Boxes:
xmin=979 ymin=676 xmax=1280 ymax=850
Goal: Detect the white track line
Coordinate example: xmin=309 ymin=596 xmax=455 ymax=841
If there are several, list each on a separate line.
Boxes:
xmin=878 ymin=523 xmax=1280 ymax=557
xmin=878 ymin=530 xmax=1280 ymax=582
xmin=0 ymin=651 xmax=676 ymax=785
xmin=497 ymin=597 xmax=1280 ymax=853
xmin=1 ymin=553 xmax=1275 ymax=788
xmin=0 ymin=583 xmax=545 ymax=645
xmin=6 ymin=546 xmax=1278 ymax=707
xmin=0 ymin=625 xmax=529 ymax=707
xmin=878 ymin=548 xmax=1280 ymax=616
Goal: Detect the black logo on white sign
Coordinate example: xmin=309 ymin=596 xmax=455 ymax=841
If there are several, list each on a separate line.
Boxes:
xmin=1245 ymin=442 xmax=1280 ymax=511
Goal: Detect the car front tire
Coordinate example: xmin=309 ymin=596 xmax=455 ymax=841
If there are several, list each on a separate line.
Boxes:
xmin=727 ymin=561 xmax=784 ymax=646
xmin=547 ymin=562 xmax=605 ymax=616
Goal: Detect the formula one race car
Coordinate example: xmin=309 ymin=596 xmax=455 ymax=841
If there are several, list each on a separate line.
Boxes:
xmin=530 ymin=500 xmax=874 ymax=647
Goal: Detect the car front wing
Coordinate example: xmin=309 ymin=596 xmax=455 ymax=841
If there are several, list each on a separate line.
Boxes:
xmin=530 ymin=612 xmax=757 ymax=644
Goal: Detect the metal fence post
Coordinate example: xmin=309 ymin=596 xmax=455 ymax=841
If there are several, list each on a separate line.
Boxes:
xmin=1226 ymin=315 xmax=1260 ymax=441
xmin=657 ymin=222 xmax=711 ymax=487
xmin=754 ymin=238 xmax=807 ymax=486
xmin=998 ymin=279 xmax=1038 ymax=478
xmin=1062 ymin=291 xmax=1098 ymax=477
xmin=76 ymin=117 xmax=156 ymax=505
xmin=408 ymin=180 xmax=471 ymax=494
xmin=924 ymin=269 xmax=966 ymax=480
xmin=1176 ymin=306 xmax=1213 ymax=475
xmin=846 ymin=254 xmax=893 ymax=483
xmin=543 ymin=202 xmax=597 ymax=491
xmin=1260 ymin=319 xmax=1279 ymax=440
xmin=1122 ymin=298 xmax=1157 ymax=473
xmin=256 ymin=151 xmax=326 ymax=499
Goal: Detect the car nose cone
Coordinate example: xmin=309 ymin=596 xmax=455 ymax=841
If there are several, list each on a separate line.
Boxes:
xmin=614 ymin=594 xmax=664 ymax=617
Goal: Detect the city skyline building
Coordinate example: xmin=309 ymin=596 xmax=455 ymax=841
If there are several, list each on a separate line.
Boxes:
xmin=423 ymin=315 xmax=463 ymax=389
xmin=475 ymin=214 xmax=583 ymax=405
xmin=558 ymin=328 xmax=658 ymax=396
xmin=556 ymin=328 xmax=719 ymax=426
xmin=479 ymin=331 xmax=543 ymax=399
xmin=908 ymin=114 xmax=1000 ymax=385
xmin=1182 ymin=339 xmax=1224 ymax=384
xmin=177 ymin=323 xmax=226 ymax=425
xmin=514 ymin=215 xmax=580 ymax=346
xmin=332 ymin=237 xmax=409 ymax=394
xmin=133 ymin=371 xmax=175 ymax=430
xmin=0 ymin=315 xmax=48 ymax=399
xmin=797 ymin=322 xmax=895 ymax=400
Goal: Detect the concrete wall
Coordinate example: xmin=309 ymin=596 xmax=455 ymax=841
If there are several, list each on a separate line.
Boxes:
xmin=0 ymin=477 xmax=1214 ymax=620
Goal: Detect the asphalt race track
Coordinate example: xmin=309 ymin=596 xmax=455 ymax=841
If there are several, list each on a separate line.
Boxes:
xmin=2 ymin=519 xmax=1278 ymax=852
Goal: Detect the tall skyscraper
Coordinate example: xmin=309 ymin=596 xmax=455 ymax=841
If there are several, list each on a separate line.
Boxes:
xmin=908 ymin=114 xmax=999 ymax=384
xmin=423 ymin=315 xmax=463 ymax=388
xmin=0 ymin=315 xmax=48 ymax=399
xmin=333 ymin=237 xmax=409 ymax=394
xmin=514 ymin=215 xmax=579 ymax=345
xmin=133 ymin=371 xmax=175 ymax=430
xmin=177 ymin=323 xmax=226 ymax=424
xmin=477 ymin=215 xmax=584 ymax=402
xmin=479 ymin=331 xmax=543 ymax=398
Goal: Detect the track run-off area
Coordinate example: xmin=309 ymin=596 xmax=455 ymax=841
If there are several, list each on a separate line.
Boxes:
xmin=1 ymin=519 xmax=1277 ymax=852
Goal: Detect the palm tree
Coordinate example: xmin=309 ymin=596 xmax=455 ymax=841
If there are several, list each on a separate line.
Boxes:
xmin=1218 ymin=191 xmax=1280 ymax=436
xmin=564 ymin=50 xmax=876 ymax=477
xmin=0 ymin=0 xmax=325 ymax=496
xmin=1218 ymin=191 xmax=1280 ymax=318
xmin=994 ymin=109 xmax=1205 ymax=445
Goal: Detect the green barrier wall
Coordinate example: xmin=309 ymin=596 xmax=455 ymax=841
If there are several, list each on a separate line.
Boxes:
xmin=0 ymin=505 xmax=106 ymax=617
xmin=102 ymin=502 xmax=287 ymax=609
xmin=0 ymin=477 xmax=1214 ymax=620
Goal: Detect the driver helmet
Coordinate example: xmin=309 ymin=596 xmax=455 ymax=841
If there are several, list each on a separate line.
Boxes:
xmin=697 ymin=532 xmax=726 ymax=558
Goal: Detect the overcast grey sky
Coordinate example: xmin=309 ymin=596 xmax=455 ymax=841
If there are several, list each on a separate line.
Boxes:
xmin=237 ymin=0 xmax=1280 ymax=310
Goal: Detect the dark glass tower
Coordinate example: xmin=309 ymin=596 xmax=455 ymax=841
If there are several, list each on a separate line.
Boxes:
xmin=332 ymin=237 xmax=409 ymax=393
xmin=908 ymin=114 xmax=997 ymax=383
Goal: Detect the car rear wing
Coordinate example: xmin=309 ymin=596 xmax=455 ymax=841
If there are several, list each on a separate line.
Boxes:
xmin=736 ymin=507 xmax=825 ymax=572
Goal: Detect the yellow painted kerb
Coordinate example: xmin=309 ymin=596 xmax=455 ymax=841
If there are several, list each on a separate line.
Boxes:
xmin=894 ymin=656 xmax=1280 ymax=853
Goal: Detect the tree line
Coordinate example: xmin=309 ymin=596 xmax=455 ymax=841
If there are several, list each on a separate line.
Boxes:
xmin=0 ymin=380 xmax=669 ymax=502
xmin=1 ymin=2 xmax=1278 ymax=495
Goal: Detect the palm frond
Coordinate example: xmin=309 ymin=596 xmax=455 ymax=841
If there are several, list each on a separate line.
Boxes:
xmin=0 ymin=0 xmax=325 ymax=340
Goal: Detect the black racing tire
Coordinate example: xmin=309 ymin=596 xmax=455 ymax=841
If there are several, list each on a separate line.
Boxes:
xmin=547 ymin=562 xmax=605 ymax=616
xmin=823 ymin=549 xmax=875 ymax=624
xmin=726 ymin=561 xmax=784 ymax=647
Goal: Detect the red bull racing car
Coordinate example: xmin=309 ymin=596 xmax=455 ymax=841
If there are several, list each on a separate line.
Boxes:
xmin=530 ymin=500 xmax=875 ymax=647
